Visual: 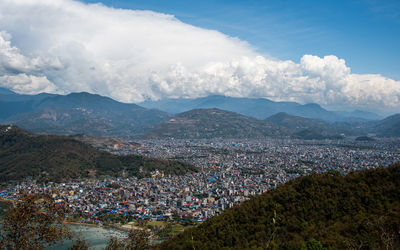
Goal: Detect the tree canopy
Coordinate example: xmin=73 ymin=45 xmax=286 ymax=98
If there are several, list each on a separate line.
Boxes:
xmin=0 ymin=192 xmax=71 ymax=249
xmin=158 ymin=163 xmax=400 ymax=249
xmin=0 ymin=125 xmax=196 ymax=183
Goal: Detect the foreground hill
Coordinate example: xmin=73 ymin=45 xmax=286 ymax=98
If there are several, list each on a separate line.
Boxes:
xmin=139 ymin=95 xmax=381 ymax=122
xmin=1 ymin=91 xmax=171 ymax=139
xmin=0 ymin=125 xmax=196 ymax=183
xmin=142 ymin=108 xmax=286 ymax=139
xmin=159 ymin=164 xmax=400 ymax=249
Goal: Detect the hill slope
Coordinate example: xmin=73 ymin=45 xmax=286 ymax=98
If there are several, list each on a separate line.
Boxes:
xmin=142 ymin=108 xmax=286 ymax=139
xmin=372 ymin=113 xmax=400 ymax=137
xmin=0 ymin=125 xmax=196 ymax=183
xmin=2 ymin=92 xmax=171 ymax=139
xmin=159 ymin=164 xmax=400 ymax=249
xmin=266 ymin=112 xmax=358 ymax=139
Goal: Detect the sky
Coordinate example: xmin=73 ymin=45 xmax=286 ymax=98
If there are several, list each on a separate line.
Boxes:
xmin=82 ymin=0 xmax=400 ymax=80
xmin=0 ymin=0 xmax=399 ymax=113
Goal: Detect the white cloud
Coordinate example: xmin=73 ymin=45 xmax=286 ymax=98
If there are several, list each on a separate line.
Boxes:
xmin=0 ymin=74 xmax=57 ymax=94
xmin=0 ymin=31 xmax=54 ymax=74
xmin=0 ymin=0 xmax=399 ymax=112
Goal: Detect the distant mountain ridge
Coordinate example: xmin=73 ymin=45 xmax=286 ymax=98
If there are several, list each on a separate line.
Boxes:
xmin=0 ymin=90 xmax=171 ymax=139
xmin=139 ymin=95 xmax=383 ymax=122
xmin=0 ymin=87 xmax=399 ymax=139
xmin=0 ymin=87 xmax=56 ymax=120
xmin=371 ymin=114 xmax=400 ymax=137
xmin=266 ymin=112 xmax=359 ymax=139
xmin=0 ymin=87 xmax=16 ymax=95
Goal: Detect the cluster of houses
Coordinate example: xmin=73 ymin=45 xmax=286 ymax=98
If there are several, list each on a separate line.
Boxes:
xmin=1 ymin=137 xmax=399 ymax=224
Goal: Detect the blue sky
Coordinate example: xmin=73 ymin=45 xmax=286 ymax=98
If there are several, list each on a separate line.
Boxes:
xmin=1 ymin=0 xmax=399 ymax=112
xmin=81 ymin=0 xmax=400 ymax=80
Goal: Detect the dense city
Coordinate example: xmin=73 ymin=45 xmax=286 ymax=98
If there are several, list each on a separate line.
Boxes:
xmin=2 ymin=138 xmax=399 ymax=230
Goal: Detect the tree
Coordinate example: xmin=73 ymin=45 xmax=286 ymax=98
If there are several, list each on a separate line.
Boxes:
xmin=0 ymin=192 xmax=72 ymax=249
xmin=105 ymin=237 xmax=126 ymax=250
xmin=377 ymin=216 xmax=400 ymax=250
xmin=68 ymin=238 xmax=89 ymax=250
xmin=105 ymin=228 xmax=150 ymax=250
xmin=303 ymin=238 xmax=326 ymax=250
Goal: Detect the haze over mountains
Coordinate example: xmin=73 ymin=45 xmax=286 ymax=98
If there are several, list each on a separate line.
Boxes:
xmin=139 ymin=95 xmax=383 ymax=122
xmin=1 ymin=87 xmax=400 ymax=139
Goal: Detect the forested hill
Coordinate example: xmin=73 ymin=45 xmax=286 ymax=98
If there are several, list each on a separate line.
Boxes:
xmin=0 ymin=125 xmax=196 ymax=183
xmin=142 ymin=108 xmax=286 ymax=139
xmin=159 ymin=164 xmax=400 ymax=249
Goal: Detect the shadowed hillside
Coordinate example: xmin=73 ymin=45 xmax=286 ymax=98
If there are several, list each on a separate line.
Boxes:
xmin=0 ymin=125 xmax=196 ymax=183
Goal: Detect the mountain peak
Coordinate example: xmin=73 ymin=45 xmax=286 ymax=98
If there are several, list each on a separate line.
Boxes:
xmin=302 ymin=103 xmax=323 ymax=109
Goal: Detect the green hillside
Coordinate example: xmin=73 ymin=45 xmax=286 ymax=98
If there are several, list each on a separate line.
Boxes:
xmin=0 ymin=125 xmax=196 ymax=183
xmin=159 ymin=164 xmax=400 ymax=249
xmin=142 ymin=108 xmax=286 ymax=139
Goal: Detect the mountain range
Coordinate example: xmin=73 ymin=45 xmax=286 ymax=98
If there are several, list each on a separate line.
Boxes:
xmin=0 ymin=88 xmax=171 ymax=139
xmin=1 ymin=87 xmax=399 ymax=139
xmin=139 ymin=95 xmax=383 ymax=122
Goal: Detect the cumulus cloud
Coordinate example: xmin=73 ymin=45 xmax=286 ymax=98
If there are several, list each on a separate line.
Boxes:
xmin=0 ymin=31 xmax=62 ymax=75
xmin=0 ymin=0 xmax=399 ymax=112
xmin=0 ymin=74 xmax=57 ymax=94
